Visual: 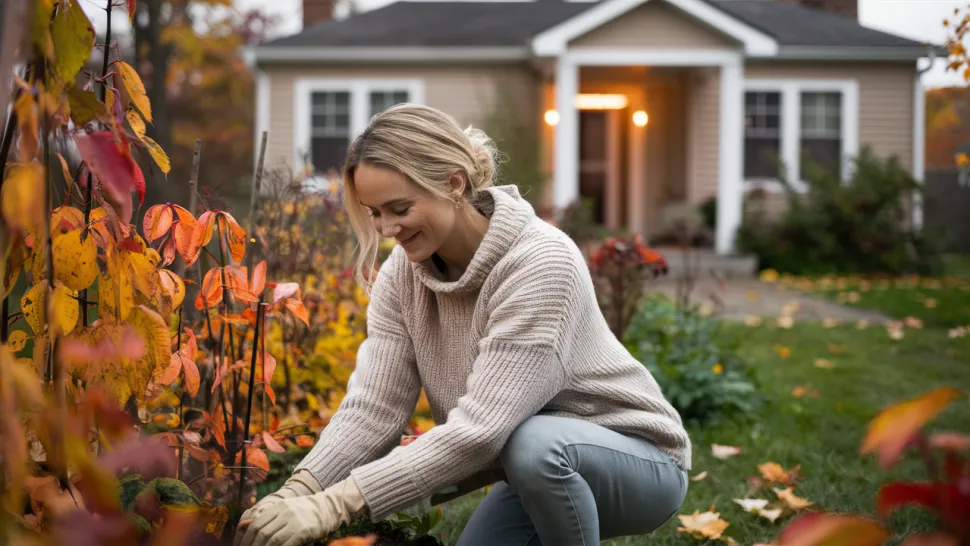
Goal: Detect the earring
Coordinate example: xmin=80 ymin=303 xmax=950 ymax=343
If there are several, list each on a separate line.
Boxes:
xmin=455 ymin=200 xmax=462 ymax=209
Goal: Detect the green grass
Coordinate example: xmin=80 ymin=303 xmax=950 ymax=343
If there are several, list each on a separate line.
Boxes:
xmin=431 ymin=324 xmax=970 ymax=545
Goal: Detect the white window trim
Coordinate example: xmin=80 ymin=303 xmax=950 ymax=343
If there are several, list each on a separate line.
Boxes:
xmin=743 ymin=78 xmax=859 ymax=194
xmin=292 ymin=78 xmax=426 ymax=169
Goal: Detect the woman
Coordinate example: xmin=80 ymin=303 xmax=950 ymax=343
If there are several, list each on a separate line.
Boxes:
xmin=235 ymin=104 xmax=691 ymax=546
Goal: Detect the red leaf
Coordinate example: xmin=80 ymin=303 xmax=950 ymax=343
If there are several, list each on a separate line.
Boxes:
xmin=74 ymin=131 xmax=137 ymax=200
xmin=185 ymin=211 xmax=217 ymax=266
xmin=194 ymin=268 xmax=223 ymax=310
xmin=284 ymin=298 xmax=310 ymax=327
xmin=132 ymin=161 xmax=145 ymax=206
xmin=224 ymin=265 xmax=257 ymax=303
xmin=778 ymin=512 xmax=890 ymax=546
xmin=877 ymin=482 xmax=966 ymax=528
xmin=861 ymin=387 xmax=961 ymax=470
xmin=271 ymin=283 xmax=300 ymax=304
xmin=209 ymin=408 xmax=226 ymax=449
xmin=251 ymin=260 xmax=266 ymax=296
xmin=182 ymin=357 xmax=200 ymax=397
xmin=219 ymin=212 xmax=247 ymax=264
xmin=126 ymin=0 xmax=135 ymax=20
xmin=143 ymin=204 xmax=173 ymax=242
xmin=158 ymin=353 xmax=183 ymax=385
xmin=260 ymin=431 xmax=285 ymax=453
xmin=181 ymin=327 xmax=198 ymax=359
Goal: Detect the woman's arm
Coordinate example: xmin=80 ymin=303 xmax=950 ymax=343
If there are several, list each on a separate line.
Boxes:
xmin=294 ymin=254 xmax=422 ymax=489
xmin=349 ymin=246 xmax=585 ymax=520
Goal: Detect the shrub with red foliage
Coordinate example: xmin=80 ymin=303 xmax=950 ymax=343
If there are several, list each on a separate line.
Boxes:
xmin=588 ymin=235 xmax=668 ymax=338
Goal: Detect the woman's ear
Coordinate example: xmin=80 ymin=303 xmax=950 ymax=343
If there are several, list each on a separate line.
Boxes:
xmin=448 ymin=171 xmax=466 ymax=198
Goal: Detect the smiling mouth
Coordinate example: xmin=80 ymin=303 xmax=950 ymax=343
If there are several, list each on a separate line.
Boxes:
xmin=398 ymin=232 xmax=420 ymax=246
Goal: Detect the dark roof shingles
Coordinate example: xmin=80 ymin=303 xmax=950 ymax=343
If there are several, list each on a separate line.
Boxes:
xmin=261 ymin=0 xmax=928 ymax=50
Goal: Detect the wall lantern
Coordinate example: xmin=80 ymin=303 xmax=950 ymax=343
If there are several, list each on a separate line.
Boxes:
xmin=632 ymin=110 xmax=648 ymax=127
xmin=544 ymin=109 xmax=560 ymax=126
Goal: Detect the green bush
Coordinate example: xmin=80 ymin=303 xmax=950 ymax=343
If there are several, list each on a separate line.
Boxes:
xmin=624 ymin=293 xmax=762 ymax=425
xmin=736 ymin=147 xmax=946 ymax=276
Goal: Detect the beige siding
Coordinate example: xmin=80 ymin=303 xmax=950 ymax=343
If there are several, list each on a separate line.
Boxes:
xmin=262 ymin=64 xmax=538 ymax=170
xmin=569 ymin=0 xmax=737 ymax=49
xmin=687 ymin=67 xmax=721 ymax=205
xmin=745 ymin=61 xmax=916 ymax=170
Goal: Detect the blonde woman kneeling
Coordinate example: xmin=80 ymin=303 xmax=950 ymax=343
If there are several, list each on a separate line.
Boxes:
xmin=235 ymin=103 xmax=691 ymax=546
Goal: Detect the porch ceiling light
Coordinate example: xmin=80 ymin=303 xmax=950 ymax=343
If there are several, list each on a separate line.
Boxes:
xmin=633 ymin=110 xmax=648 ymax=127
xmin=575 ymin=94 xmax=628 ymax=110
xmin=544 ymin=109 xmax=560 ymax=126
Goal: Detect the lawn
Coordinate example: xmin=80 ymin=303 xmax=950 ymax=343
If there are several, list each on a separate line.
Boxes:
xmin=431 ymin=323 xmax=970 ymax=545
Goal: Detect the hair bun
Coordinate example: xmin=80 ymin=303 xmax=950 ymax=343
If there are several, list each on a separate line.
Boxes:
xmin=463 ymin=125 xmax=497 ymax=191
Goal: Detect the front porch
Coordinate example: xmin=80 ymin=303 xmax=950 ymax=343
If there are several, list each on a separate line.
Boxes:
xmin=540 ymin=51 xmax=745 ymax=256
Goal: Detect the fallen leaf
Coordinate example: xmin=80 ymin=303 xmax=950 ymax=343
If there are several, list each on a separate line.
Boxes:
xmin=924 ymin=298 xmax=938 ymax=309
xmin=745 ymin=315 xmax=763 ymax=327
xmin=861 ymin=387 xmax=961 ymax=469
xmin=814 ymin=358 xmax=835 ymax=369
xmin=712 ymin=444 xmax=742 ymax=460
xmin=774 ymin=487 xmax=813 ymax=511
xmin=691 ymin=471 xmax=708 ymax=482
xmin=759 ymin=462 xmax=802 ymax=485
xmin=734 ymin=498 xmax=784 ymax=523
xmin=677 ymin=509 xmax=730 ymax=540
xmin=822 ymin=317 xmax=839 ymax=328
xmin=775 ymin=345 xmax=792 ymax=359
xmin=777 ymin=316 xmax=794 ymax=329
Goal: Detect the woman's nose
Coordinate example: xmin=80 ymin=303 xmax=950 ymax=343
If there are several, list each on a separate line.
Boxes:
xmin=379 ymin=217 xmax=400 ymax=238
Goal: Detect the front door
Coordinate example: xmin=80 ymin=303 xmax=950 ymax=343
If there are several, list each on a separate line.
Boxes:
xmin=579 ymin=111 xmax=608 ymax=225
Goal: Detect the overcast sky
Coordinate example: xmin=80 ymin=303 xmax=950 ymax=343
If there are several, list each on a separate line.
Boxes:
xmin=82 ymin=0 xmax=969 ymax=88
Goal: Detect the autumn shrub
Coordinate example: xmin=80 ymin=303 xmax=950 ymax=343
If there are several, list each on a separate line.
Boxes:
xmin=624 ymin=293 xmax=762 ymax=425
xmin=588 ymin=235 xmax=669 ymax=338
xmin=736 ymin=147 xmax=946 ymax=276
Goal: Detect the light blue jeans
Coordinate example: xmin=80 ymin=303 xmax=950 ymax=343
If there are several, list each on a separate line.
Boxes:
xmin=455 ymin=415 xmax=688 ymax=546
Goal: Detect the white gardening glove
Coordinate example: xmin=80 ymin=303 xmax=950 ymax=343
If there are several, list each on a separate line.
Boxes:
xmin=234 ymin=469 xmax=323 ymax=546
xmin=236 ymin=476 xmax=367 ymax=546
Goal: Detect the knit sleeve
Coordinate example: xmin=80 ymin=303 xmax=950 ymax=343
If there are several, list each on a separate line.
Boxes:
xmin=350 ymin=245 xmax=582 ymax=520
xmin=294 ymin=253 xmax=422 ymax=489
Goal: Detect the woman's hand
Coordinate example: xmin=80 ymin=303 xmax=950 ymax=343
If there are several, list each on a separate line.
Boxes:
xmin=234 ymin=470 xmax=323 ymax=546
xmin=235 ymin=477 xmax=367 ymax=546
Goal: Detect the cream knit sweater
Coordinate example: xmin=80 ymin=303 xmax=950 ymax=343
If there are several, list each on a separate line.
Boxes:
xmin=296 ymin=185 xmax=691 ymax=520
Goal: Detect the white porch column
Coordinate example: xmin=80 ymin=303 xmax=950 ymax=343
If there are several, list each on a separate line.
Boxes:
xmin=912 ymin=71 xmax=926 ymax=230
xmin=255 ymin=70 xmax=270 ymax=171
xmin=605 ymin=110 xmax=621 ymax=230
xmin=554 ymin=56 xmax=580 ymax=211
xmin=716 ymin=56 xmax=744 ymax=255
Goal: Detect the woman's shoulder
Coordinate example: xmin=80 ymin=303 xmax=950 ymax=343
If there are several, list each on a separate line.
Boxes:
xmin=497 ymin=218 xmax=590 ymax=282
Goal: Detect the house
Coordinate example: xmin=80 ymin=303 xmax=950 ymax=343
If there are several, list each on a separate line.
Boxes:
xmin=248 ymin=0 xmax=941 ymax=255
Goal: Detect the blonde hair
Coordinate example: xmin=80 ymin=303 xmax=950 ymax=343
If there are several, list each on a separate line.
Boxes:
xmin=342 ymin=103 xmax=498 ymax=291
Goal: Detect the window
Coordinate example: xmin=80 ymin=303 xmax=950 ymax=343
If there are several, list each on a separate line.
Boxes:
xmin=295 ymin=79 xmax=425 ymax=176
xmin=310 ymin=91 xmax=351 ymax=174
xmin=743 ymin=91 xmax=781 ymax=178
xmin=369 ymin=90 xmax=409 ymax=118
xmin=799 ymin=92 xmax=842 ymax=179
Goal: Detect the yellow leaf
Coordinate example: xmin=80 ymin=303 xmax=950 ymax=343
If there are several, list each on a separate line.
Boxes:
xmin=6 ymin=330 xmax=28 ymax=353
xmin=50 ymin=0 xmax=94 ymax=85
xmin=127 ymin=109 xmax=146 ymax=139
xmin=116 ymin=62 xmax=151 ymax=122
xmin=21 ymin=281 xmax=48 ymax=335
xmin=128 ymin=305 xmax=174 ymax=400
xmin=158 ymin=269 xmax=186 ymax=310
xmin=861 ymin=387 xmax=961 ymax=469
xmin=774 ymin=487 xmax=813 ymax=511
xmin=56 ymin=153 xmax=74 ymax=194
xmin=677 ymin=509 xmax=730 ymax=540
xmin=98 ymin=252 xmax=134 ymax=322
xmin=141 ymin=135 xmax=170 ymax=174
xmin=127 ymin=251 xmax=157 ymax=299
xmin=67 ymin=87 xmax=104 ymax=126
xmin=53 ymin=228 xmax=99 ymax=291
xmin=1 ymin=162 xmax=45 ymax=233
xmin=51 ymin=284 xmax=79 ymax=336
xmin=32 ymin=0 xmax=55 ymax=60
xmin=2 ymin=232 xmax=28 ymax=299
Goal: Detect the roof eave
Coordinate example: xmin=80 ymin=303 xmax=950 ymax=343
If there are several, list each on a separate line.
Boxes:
xmin=251 ymin=45 xmax=531 ymax=64
xmin=766 ymin=45 xmax=945 ymax=61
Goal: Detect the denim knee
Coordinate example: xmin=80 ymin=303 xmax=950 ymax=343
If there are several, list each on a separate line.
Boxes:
xmin=500 ymin=416 xmax=573 ymax=490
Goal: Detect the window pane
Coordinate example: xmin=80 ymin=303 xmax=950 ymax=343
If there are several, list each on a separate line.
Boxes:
xmin=799 ymin=138 xmax=842 ymax=179
xmin=311 ymin=91 xmax=351 ymax=137
xmin=745 ymin=91 xmax=781 ymax=139
xmin=369 ymin=90 xmax=409 ymax=118
xmin=800 ymin=92 xmax=841 ymax=138
xmin=311 ymin=137 xmax=349 ymax=174
xmin=744 ymin=137 xmax=781 ymax=178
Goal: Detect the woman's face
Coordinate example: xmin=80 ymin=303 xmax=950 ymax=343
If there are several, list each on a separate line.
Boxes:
xmin=353 ymin=163 xmax=459 ymax=262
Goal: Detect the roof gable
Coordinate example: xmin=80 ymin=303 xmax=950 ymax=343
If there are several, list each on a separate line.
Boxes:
xmin=532 ymin=0 xmax=778 ymax=56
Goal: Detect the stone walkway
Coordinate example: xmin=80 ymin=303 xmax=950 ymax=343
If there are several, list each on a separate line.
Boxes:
xmin=647 ymin=277 xmax=892 ymax=323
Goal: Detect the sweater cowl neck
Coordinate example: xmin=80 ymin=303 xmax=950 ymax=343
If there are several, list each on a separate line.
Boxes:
xmin=411 ymin=185 xmax=533 ymax=295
